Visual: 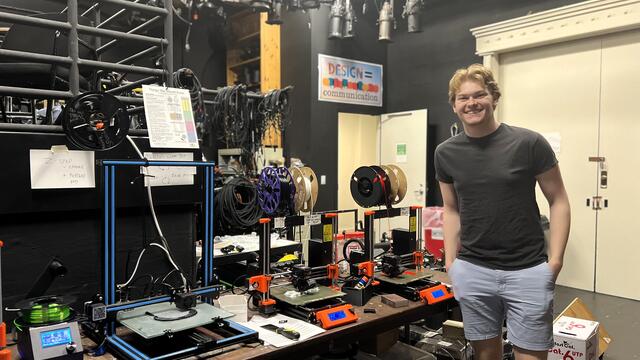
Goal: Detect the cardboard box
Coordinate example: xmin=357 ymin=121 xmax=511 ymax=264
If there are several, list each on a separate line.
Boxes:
xmin=556 ymin=297 xmax=612 ymax=356
xmin=548 ymin=316 xmax=599 ymax=360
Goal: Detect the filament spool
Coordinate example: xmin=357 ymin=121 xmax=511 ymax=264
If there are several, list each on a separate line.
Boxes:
xmin=350 ymin=164 xmax=407 ymax=207
xmin=386 ymin=164 xmax=407 ymax=204
xmin=350 ymin=165 xmax=390 ymax=208
xmin=257 ymin=166 xmax=296 ymax=215
xmin=380 ymin=164 xmax=398 ymax=204
xmin=289 ymin=166 xmax=319 ymax=212
xmin=61 ymin=92 xmax=130 ymax=151
xmin=15 ymin=295 xmax=75 ymax=326
xmin=289 ymin=166 xmax=308 ymax=212
xmin=300 ymin=166 xmax=318 ymax=211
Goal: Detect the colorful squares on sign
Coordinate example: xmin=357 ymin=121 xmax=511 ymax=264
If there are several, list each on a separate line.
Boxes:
xmin=321 ymin=77 xmax=379 ymax=93
xmin=181 ymin=99 xmax=191 ymax=111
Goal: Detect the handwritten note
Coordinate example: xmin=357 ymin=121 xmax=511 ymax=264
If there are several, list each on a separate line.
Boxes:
xmin=30 ymin=149 xmax=95 ymax=189
xmin=306 ymin=214 xmax=322 ymax=226
xmin=143 ymin=152 xmax=195 ymax=187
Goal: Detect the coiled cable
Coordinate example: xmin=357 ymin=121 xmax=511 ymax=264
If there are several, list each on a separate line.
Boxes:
xmin=215 ymin=177 xmax=263 ymax=235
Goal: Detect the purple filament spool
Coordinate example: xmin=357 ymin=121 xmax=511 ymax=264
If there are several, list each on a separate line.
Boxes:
xmin=257 ymin=166 xmax=297 ymax=215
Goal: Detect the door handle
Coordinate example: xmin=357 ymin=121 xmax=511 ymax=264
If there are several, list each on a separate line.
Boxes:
xmin=588 ymin=197 xmax=608 ymax=210
xmin=591 ymin=196 xmax=602 ymax=210
xmin=600 ymin=161 xmax=608 ymax=189
xmin=589 ymin=156 xmax=608 ymax=189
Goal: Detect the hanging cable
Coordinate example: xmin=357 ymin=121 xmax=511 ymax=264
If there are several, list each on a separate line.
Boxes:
xmin=124 ymin=135 xmax=189 ymax=291
xmin=258 ymin=86 xmax=292 ymax=140
xmin=119 ymin=243 xmax=186 ymax=290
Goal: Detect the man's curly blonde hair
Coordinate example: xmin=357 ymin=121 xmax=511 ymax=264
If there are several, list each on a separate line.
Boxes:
xmin=448 ymin=64 xmax=501 ymax=105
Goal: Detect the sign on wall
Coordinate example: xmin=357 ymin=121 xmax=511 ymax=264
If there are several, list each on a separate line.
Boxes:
xmin=142 ymin=85 xmax=200 ymax=149
xmin=318 ymin=54 xmax=383 ymax=107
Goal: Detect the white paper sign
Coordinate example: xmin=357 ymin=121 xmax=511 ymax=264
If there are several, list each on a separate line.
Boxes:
xmin=30 ymin=149 xmax=95 ymax=189
xmin=308 ymin=214 xmax=322 ymax=226
xmin=142 ymin=152 xmax=195 ymax=187
xmin=245 ymin=313 xmax=325 ymax=348
xmin=142 ymin=85 xmax=199 ymax=149
xmin=396 ymin=143 xmax=407 ymax=163
xmin=542 ymin=132 xmax=562 ymax=156
xmin=274 ymin=217 xmax=286 ymax=229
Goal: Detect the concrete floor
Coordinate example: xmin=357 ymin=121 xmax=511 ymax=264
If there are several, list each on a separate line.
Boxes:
xmin=554 ymin=285 xmax=640 ymax=360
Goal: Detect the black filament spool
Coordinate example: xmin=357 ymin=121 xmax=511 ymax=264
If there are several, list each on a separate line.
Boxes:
xmin=61 ymin=92 xmax=130 ymax=151
xmin=350 ymin=165 xmax=390 ymax=208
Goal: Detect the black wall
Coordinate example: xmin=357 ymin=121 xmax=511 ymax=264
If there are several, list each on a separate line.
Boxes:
xmin=282 ymin=6 xmax=387 ymax=211
xmin=283 ymin=0 xmax=586 ymax=209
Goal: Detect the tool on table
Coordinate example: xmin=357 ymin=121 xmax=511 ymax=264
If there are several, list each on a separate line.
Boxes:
xmin=260 ymin=324 xmax=300 ymax=340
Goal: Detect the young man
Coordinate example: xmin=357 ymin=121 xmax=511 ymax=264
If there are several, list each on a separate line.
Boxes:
xmin=435 ymin=64 xmax=571 ymax=360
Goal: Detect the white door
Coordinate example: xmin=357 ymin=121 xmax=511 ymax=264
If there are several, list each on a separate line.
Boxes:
xmin=378 ymin=109 xmax=428 ymax=237
xmin=596 ymin=29 xmax=640 ymax=300
xmin=337 ymin=113 xmax=380 ymax=232
xmin=337 ymin=110 xmax=427 ymax=241
xmin=499 ymin=38 xmax=602 ymax=291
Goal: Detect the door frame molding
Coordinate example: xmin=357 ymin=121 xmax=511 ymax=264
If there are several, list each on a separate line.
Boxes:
xmin=471 ymin=0 xmax=640 ymax=75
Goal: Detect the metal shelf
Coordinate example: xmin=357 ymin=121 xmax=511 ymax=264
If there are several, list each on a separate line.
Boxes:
xmin=235 ymin=31 xmax=260 ymax=43
xmin=229 ymin=56 xmax=261 ymax=71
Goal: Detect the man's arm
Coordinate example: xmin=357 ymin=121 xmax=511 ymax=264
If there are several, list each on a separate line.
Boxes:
xmin=536 ymin=165 xmax=571 ymax=280
xmin=439 ymin=181 xmax=461 ymax=272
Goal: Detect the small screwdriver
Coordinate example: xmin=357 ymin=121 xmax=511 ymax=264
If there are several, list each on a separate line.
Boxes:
xmin=261 ymin=324 xmax=300 ymax=340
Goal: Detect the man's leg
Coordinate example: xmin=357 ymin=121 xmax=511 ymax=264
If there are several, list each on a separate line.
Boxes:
xmin=471 ymin=336 xmax=502 ymax=360
xmin=514 ymin=346 xmax=548 ymax=360
xmin=448 ymin=259 xmax=504 ymax=357
xmin=503 ymin=262 xmax=555 ymax=356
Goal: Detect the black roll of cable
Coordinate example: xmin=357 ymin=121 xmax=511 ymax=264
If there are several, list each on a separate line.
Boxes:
xmin=215 ymin=177 xmax=263 ymax=235
xmin=350 ymin=165 xmax=391 ymax=208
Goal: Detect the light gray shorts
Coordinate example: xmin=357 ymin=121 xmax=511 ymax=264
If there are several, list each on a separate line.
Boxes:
xmin=448 ymin=258 xmax=555 ymax=351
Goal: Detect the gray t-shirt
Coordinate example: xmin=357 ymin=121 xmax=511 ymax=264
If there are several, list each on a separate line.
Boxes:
xmin=434 ymin=123 xmax=557 ymax=270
